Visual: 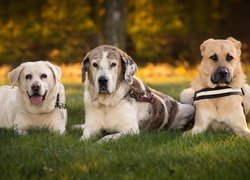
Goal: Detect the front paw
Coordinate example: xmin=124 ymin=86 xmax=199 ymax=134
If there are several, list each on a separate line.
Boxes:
xmin=183 ymin=129 xmax=200 ymax=137
xmin=80 ymin=135 xmax=89 ymax=141
xmin=16 ymin=128 xmax=28 ymax=135
xmin=72 ymin=124 xmax=85 ymax=130
xmin=97 ymin=135 xmax=113 ymax=143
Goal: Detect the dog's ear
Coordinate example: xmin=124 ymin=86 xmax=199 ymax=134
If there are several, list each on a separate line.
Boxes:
xmin=81 ymin=52 xmax=90 ymax=83
xmin=119 ymin=50 xmax=138 ymax=84
xmin=227 ymin=37 xmax=242 ymax=56
xmin=200 ymin=38 xmax=215 ymax=56
xmin=8 ymin=63 xmax=26 ymax=85
xmin=46 ymin=61 xmax=62 ymax=82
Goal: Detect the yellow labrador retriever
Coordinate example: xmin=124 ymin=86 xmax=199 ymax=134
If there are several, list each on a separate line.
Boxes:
xmin=181 ymin=37 xmax=250 ymax=139
xmin=78 ymin=45 xmax=194 ymax=142
xmin=0 ymin=61 xmax=67 ymax=134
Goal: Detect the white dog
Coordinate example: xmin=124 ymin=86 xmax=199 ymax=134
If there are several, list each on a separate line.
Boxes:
xmin=78 ymin=45 xmax=194 ymax=142
xmin=0 ymin=61 xmax=67 ymax=134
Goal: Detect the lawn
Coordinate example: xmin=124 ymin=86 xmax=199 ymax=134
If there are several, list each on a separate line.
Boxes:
xmin=1 ymin=67 xmax=250 ymax=179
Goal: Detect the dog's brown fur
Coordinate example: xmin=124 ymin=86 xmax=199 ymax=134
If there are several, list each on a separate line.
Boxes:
xmin=181 ymin=37 xmax=250 ymax=139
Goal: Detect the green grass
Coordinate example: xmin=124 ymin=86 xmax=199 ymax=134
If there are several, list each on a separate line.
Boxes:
xmin=1 ymin=81 xmax=250 ymax=179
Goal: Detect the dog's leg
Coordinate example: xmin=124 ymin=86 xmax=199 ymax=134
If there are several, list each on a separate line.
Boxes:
xmin=98 ymin=128 xmax=139 ymax=143
xmin=51 ymin=125 xmax=66 ymax=135
xmin=242 ymin=83 xmax=250 ymax=117
xmin=222 ymin=111 xmax=250 ymax=140
xmin=13 ymin=116 xmax=29 ymax=135
xmin=80 ymin=128 xmax=100 ymax=141
xmin=97 ymin=132 xmax=124 ymax=143
xmin=183 ymin=107 xmax=212 ymax=136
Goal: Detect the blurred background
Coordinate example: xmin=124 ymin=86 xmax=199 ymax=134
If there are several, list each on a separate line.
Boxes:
xmin=1 ymin=0 xmax=250 ymax=65
xmin=0 ymin=0 xmax=250 ymax=83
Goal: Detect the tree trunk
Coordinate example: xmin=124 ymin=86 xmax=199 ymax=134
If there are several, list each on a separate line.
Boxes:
xmin=104 ymin=0 xmax=126 ymax=50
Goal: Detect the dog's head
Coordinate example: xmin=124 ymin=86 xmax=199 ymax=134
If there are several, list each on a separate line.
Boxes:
xmin=82 ymin=45 xmax=138 ymax=95
xmin=200 ymin=37 xmax=242 ymax=86
xmin=8 ymin=61 xmax=62 ymax=107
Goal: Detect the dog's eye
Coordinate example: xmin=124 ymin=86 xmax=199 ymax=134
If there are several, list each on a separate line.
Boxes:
xmin=40 ymin=74 xmax=47 ymax=79
xmin=210 ymin=54 xmax=218 ymax=61
xmin=92 ymin=62 xmax=98 ymax=68
xmin=25 ymin=74 xmax=32 ymax=80
xmin=111 ymin=63 xmax=117 ymax=68
xmin=226 ymin=54 xmax=234 ymax=61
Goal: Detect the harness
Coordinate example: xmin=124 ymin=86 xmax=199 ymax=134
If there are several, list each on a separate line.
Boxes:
xmin=55 ymin=94 xmax=66 ymax=109
xmin=194 ymin=86 xmax=245 ymax=114
xmin=194 ymin=86 xmax=244 ymax=101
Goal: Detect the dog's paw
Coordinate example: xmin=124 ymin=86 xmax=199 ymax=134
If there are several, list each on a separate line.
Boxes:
xmin=16 ymin=129 xmax=28 ymax=135
xmin=97 ymin=135 xmax=113 ymax=143
xmin=73 ymin=124 xmax=85 ymax=130
xmin=183 ymin=130 xmax=192 ymax=137
xmin=183 ymin=128 xmax=204 ymax=137
xmin=80 ymin=136 xmax=87 ymax=141
xmin=182 ymin=129 xmax=198 ymax=137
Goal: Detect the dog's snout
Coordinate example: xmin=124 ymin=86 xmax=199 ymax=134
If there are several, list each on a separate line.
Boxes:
xmin=218 ymin=67 xmax=229 ymax=78
xmin=98 ymin=76 xmax=108 ymax=85
xmin=211 ymin=66 xmax=231 ymax=84
xmin=31 ymin=82 xmax=41 ymax=91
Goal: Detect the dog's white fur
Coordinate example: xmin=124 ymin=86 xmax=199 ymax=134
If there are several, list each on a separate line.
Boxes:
xmin=0 ymin=61 xmax=67 ymax=134
xmin=180 ymin=37 xmax=250 ymax=139
xmin=79 ymin=45 xmax=194 ymax=142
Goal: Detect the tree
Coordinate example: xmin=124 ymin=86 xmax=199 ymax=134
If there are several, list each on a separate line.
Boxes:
xmin=104 ymin=0 xmax=126 ymax=50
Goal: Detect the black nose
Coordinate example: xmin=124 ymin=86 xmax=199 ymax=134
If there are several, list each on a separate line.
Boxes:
xmin=31 ymin=82 xmax=40 ymax=91
xmin=98 ymin=76 xmax=108 ymax=86
xmin=218 ymin=67 xmax=229 ymax=78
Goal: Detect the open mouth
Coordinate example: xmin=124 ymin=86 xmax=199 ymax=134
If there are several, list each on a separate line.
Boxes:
xmin=27 ymin=90 xmax=47 ymax=105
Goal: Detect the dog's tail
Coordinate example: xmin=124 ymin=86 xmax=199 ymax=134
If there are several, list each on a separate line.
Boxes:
xmin=169 ymin=88 xmax=196 ymax=130
xmin=180 ymin=88 xmax=195 ymax=105
xmin=170 ymin=102 xmax=195 ymax=130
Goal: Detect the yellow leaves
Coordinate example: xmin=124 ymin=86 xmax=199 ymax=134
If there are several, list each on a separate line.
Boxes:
xmin=6 ymin=20 xmax=14 ymax=29
xmin=172 ymin=19 xmax=184 ymax=30
xmin=136 ymin=63 xmax=195 ymax=84
xmin=49 ymin=49 xmax=60 ymax=58
xmin=0 ymin=65 xmax=10 ymax=77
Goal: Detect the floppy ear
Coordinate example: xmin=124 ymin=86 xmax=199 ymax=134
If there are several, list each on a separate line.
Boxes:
xmin=227 ymin=37 xmax=242 ymax=57
xmin=46 ymin=61 xmax=62 ymax=81
xmin=200 ymin=38 xmax=215 ymax=56
xmin=81 ymin=52 xmax=90 ymax=83
xmin=8 ymin=63 xmax=26 ymax=85
xmin=119 ymin=50 xmax=138 ymax=84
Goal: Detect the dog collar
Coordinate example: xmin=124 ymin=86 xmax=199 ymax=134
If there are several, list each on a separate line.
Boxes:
xmin=194 ymin=86 xmax=244 ymax=101
xmin=129 ymin=89 xmax=154 ymax=104
xmin=129 ymin=86 xmax=155 ymax=104
xmin=55 ymin=94 xmax=66 ymax=109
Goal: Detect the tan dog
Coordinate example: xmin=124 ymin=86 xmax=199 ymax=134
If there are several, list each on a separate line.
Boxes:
xmin=0 ymin=61 xmax=67 ymax=134
xmin=181 ymin=37 xmax=250 ymax=139
xmin=77 ymin=45 xmax=194 ymax=142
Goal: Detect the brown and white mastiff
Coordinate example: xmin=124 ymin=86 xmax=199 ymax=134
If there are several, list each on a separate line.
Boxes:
xmin=77 ymin=45 xmax=194 ymax=142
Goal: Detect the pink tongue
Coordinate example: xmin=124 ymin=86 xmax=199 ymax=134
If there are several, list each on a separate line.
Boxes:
xmin=30 ymin=95 xmax=43 ymax=105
